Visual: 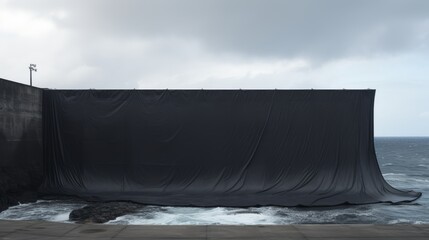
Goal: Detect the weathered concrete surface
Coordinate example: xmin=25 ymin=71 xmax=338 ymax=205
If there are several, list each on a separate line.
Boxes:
xmin=0 ymin=220 xmax=428 ymax=239
xmin=0 ymin=78 xmax=43 ymax=212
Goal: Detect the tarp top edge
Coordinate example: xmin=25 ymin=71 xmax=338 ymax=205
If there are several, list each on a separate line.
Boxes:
xmin=43 ymin=88 xmax=376 ymax=92
xmin=0 ymin=78 xmax=42 ymax=90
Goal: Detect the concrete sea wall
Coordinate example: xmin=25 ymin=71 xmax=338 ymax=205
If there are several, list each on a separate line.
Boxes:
xmin=0 ymin=78 xmax=43 ymax=212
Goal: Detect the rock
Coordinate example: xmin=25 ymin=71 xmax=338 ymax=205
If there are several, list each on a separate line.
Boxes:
xmin=0 ymin=191 xmax=39 ymax=213
xmin=0 ymin=195 xmax=11 ymax=212
xmin=0 ymin=165 xmax=43 ymax=213
xmin=69 ymin=201 xmax=143 ymax=223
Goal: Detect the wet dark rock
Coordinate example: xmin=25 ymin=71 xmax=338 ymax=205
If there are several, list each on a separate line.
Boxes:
xmin=0 ymin=196 xmax=11 ymax=212
xmin=0 ymin=191 xmax=39 ymax=212
xmin=0 ymin=164 xmax=43 ymax=212
xmin=69 ymin=202 xmax=143 ymax=223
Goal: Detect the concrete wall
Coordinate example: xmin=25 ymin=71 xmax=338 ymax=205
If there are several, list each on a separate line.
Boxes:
xmin=0 ymin=78 xmax=43 ymax=211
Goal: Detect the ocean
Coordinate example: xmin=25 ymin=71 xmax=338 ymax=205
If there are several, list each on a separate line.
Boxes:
xmin=1 ymin=137 xmax=428 ymax=224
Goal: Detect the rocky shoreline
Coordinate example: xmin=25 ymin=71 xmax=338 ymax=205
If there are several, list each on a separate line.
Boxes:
xmin=69 ymin=201 xmax=144 ymax=223
xmin=0 ymin=191 xmax=39 ymax=213
xmin=1 ymin=193 xmax=145 ymax=224
xmin=0 ymin=167 xmax=42 ymax=213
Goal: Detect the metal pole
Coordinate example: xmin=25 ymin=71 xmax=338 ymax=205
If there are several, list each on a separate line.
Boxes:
xmin=29 ymin=64 xmax=36 ymax=86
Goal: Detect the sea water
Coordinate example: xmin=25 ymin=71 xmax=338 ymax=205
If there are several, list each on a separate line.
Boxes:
xmin=1 ymin=137 xmax=428 ymax=224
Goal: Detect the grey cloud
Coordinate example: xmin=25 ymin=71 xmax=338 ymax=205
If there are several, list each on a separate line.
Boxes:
xmin=10 ymin=0 xmax=429 ymax=60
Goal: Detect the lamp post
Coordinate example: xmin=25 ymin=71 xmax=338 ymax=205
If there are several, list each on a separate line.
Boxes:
xmin=29 ymin=64 xmax=37 ymax=86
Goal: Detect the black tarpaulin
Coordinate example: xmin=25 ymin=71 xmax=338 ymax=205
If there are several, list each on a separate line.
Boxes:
xmin=41 ymin=89 xmax=421 ymax=206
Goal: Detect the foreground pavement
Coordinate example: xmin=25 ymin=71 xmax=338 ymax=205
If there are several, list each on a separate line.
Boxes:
xmin=0 ymin=220 xmax=428 ymax=239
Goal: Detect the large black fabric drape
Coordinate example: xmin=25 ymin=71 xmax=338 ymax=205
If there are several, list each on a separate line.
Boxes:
xmin=41 ymin=89 xmax=421 ymax=206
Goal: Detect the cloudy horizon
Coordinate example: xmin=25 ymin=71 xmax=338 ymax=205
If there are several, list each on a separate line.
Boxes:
xmin=0 ymin=0 xmax=428 ymax=136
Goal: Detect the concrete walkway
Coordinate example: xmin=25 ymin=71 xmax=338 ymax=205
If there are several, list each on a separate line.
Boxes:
xmin=0 ymin=220 xmax=428 ymax=239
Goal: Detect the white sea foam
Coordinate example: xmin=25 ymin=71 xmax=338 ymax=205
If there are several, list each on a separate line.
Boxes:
xmin=105 ymin=205 xmax=384 ymax=225
xmin=0 ymin=200 xmax=84 ymax=223
xmin=412 ymin=178 xmax=429 ymax=183
xmin=108 ymin=207 xmax=283 ymax=225
xmin=382 ymin=173 xmax=429 ymax=185
xmin=383 ymin=173 xmax=406 ymax=176
xmin=388 ymin=219 xmax=426 ymax=224
xmin=51 ymin=212 xmax=71 ymax=222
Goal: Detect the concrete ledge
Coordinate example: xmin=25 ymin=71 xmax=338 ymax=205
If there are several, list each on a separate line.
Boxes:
xmin=0 ymin=220 xmax=428 ymax=239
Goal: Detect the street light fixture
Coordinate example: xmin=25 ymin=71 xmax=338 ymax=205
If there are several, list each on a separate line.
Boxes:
xmin=29 ymin=64 xmax=37 ymax=86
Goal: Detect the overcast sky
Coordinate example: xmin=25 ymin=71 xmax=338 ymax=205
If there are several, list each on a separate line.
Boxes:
xmin=0 ymin=0 xmax=428 ymax=136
